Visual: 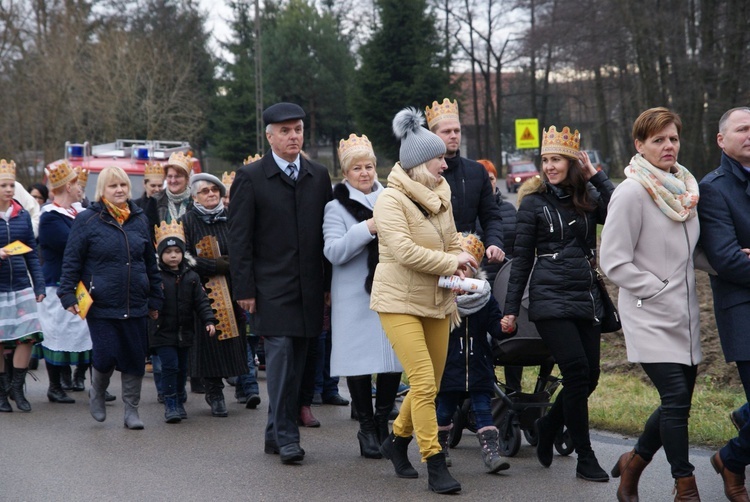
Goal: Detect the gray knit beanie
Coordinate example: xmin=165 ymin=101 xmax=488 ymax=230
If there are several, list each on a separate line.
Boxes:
xmin=392 ymin=108 xmax=447 ymax=170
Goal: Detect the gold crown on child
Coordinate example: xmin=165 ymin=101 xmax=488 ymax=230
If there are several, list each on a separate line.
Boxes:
xmin=144 ymin=161 xmax=165 ymax=180
xmin=425 ymin=98 xmax=459 ymax=129
xmin=0 ymin=159 xmax=16 ymax=181
xmin=243 ymin=154 xmax=262 ymax=165
xmin=75 ymin=167 xmax=89 ymax=188
xmin=154 ymin=220 xmax=185 ymax=248
xmin=338 ymin=134 xmax=374 ymax=160
xmin=541 ymin=126 xmax=581 ymax=158
xmin=458 ymin=232 xmax=485 ymax=267
xmin=222 ymin=171 xmax=236 ymax=186
xmin=46 ymin=161 xmax=77 ymax=189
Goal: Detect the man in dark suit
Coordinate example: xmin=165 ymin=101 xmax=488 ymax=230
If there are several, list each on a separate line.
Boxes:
xmin=698 ymin=106 xmax=750 ymax=500
xmin=228 ymin=102 xmax=332 ymax=464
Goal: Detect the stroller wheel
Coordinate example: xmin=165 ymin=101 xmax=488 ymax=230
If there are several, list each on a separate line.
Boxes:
xmin=449 ymin=407 xmax=465 ymax=448
xmin=554 ymin=427 xmax=574 ymax=456
xmin=523 ymin=426 xmax=538 ymax=446
xmin=498 ymin=413 xmax=521 ymax=457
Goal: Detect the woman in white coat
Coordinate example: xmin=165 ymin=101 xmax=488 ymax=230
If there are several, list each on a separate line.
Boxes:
xmin=324 ymin=134 xmax=403 ymax=459
xmin=600 ymin=107 xmax=704 ymax=501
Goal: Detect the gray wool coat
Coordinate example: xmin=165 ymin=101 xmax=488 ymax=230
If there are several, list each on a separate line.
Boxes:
xmin=600 ymin=178 xmax=703 ymax=365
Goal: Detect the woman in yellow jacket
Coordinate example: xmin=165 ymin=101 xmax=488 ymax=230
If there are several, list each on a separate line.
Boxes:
xmin=371 ymin=108 xmax=477 ymax=494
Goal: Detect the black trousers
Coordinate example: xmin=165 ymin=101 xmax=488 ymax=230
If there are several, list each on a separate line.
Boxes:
xmin=264 ymin=336 xmax=310 ymax=447
xmin=636 ymin=362 xmax=697 ymax=478
xmin=535 ymin=319 xmax=601 ymax=455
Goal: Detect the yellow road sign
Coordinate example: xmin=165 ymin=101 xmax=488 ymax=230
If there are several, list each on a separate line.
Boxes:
xmin=515 ymin=119 xmax=539 ymax=149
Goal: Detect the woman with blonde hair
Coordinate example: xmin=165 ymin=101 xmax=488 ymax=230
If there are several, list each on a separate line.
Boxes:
xmin=372 ymin=108 xmax=477 ymax=494
xmin=59 ymin=166 xmax=163 ymax=429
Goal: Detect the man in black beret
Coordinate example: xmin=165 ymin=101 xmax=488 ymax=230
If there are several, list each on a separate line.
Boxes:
xmin=228 ymin=102 xmax=332 ymax=464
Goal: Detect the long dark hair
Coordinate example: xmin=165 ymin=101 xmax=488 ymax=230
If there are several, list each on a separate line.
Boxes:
xmin=556 ymin=157 xmax=596 ymax=215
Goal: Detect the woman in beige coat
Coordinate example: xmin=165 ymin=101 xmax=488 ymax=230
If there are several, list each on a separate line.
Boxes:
xmin=372 ymin=108 xmax=476 ymax=495
xmin=600 ymin=107 xmax=703 ymax=501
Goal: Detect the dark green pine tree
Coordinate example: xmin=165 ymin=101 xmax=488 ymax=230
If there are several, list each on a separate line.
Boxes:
xmin=208 ymin=1 xmax=261 ymax=164
xmin=354 ymin=0 xmax=452 ymax=162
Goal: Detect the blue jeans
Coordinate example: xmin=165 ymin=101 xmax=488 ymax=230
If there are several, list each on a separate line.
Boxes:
xmin=436 ymin=390 xmax=494 ymax=430
xmin=314 ymin=329 xmax=339 ymax=398
xmin=154 ymin=346 xmax=189 ymax=398
xmin=236 ymin=336 xmax=260 ymax=398
xmin=721 ymin=361 xmax=750 ymax=474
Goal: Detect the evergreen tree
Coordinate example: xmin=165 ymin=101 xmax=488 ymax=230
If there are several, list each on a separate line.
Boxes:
xmin=354 ymin=0 xmax=452 ymax=162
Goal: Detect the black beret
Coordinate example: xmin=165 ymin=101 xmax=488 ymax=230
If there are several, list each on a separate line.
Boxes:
xmin=262 ymin=102 xmax=306 ymax=125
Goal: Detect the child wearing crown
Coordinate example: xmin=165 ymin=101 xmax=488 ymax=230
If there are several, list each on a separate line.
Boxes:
xmin=150 ymin=221 xmax=216 ymax=423
xmin=435 ymin=233 xmax=512 ymax=474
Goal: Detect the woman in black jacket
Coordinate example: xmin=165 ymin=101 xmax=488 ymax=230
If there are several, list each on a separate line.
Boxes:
xmin=501 ymin=126 xmax=614 ymax=482
xmin=59 ymin=166 xmax=163 ymax=429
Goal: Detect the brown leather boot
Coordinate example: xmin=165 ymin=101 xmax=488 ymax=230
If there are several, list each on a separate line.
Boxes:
xmin=710 ymin=451 xmax=750 ymax=502
xmin=611 ymin=449 xmax=650 ymax=501
xmin=673 ymin=475 xmax=700 ymax=501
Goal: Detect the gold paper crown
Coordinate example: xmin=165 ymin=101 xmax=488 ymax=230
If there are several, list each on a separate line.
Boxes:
xmin=0 ymin=159 xmax=16 ymax=181
xmin=75 ymin=167 xmax=89 ymax=188
xmin=46 ymin=161 xmax=77 ymax=189
xmin=154 ymin=220 xmax=185 ymax=248
xmin=338 ymin=134 xmax=374 ymax=165
xmin=144 ymin=161 xmax=165 ymax=180
xmin=165 ymin=151 xmax=193 ymax=176
xmin=457 ymin=232 xmax=485 ymax=267
xmin=222 ymin=171 xmax=236 ymax=187
xmin=541 ymin=126 xmax=581 ymax=158
xmin=425 ymin=98 xmax=460 ymax=129
xmin=243 ymin=154 xmax=262 ymax=165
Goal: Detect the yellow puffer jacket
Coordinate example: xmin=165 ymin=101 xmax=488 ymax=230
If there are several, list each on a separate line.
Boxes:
xmin=370 ymin=163 xmax=461 ymax=318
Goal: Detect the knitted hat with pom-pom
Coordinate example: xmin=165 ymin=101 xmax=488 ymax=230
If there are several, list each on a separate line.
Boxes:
xmin=392 ymin=108 xmax=446 ymax=170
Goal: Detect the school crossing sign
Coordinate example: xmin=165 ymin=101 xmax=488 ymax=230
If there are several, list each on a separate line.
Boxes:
xmin=515 ymin=119 xmax=540 ymax=149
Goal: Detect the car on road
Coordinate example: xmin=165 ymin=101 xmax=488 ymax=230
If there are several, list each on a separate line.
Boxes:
xmin=505 ymin=161 xmax=540 ymax=193
xmin=584 ymin=149 xmax=610 ymax=175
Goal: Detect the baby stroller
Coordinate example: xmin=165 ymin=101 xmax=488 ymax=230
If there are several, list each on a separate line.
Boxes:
xmin=448 ymin=259 xmax=574 ymax=458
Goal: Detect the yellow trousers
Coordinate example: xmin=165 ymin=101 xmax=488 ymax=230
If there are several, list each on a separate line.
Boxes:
xmin=378 ymin=313 xmax=451 ymax=461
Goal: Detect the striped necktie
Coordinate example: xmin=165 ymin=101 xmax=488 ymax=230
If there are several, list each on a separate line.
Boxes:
xmin=286 ymin=163 xmax=298 ymax=181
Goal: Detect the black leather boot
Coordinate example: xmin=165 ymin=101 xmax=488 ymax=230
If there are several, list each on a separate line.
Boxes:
xmin=380 ymin=433 xmax=418 ymax=478
xmin=60 ymin=365 xmax=73 ymax=391
xmin=373 ymin=372 xmax=401 ymax=444
xmin=10 ymin=367 xmax=31 ymax=412
xmin=46 ymin=364 xmax=75 ymax=403
xmin=427 ymin=452 xmax=461 ymax=494
xmin=204 ymin=378 xmax=228 ymax=417
xmin=72 ymin=364 xmax=88 ymax=391
xmin=347 ymin=375 xmax=381 ymax=458
xmin=0 ymin=373 xmax=11 ymax=412
xmin=576 ymin=449 xmax=609 ymax=482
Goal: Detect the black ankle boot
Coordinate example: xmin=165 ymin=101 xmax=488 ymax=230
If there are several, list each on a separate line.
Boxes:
xmin=72 ymin=364 xmax=88 ymax=392
xmin=60 ymin=365 xmax=73 ymax=391
xmin=205 ymin=382 xmax=228 ymax=417
xmin=46 ymin=364 xmax=75 ymax=404
xmin=380 ymin=433 xmax=418 ymax=478
xmin=0 ymin=373 xmax=11 ymax=412
xmin=10 ymin=367 xmax=31 ymax=412
xmin=576 ymin=450 xmax=609 ymax=482
xmin=427 ymin=452 xmax=461 ymax=494
xmin=357 ymin=416 xmax=382 ymax=459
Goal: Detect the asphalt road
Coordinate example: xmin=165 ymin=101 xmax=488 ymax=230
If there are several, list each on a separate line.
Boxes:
xmin=0 ymin=365 xmax=732 ymax=502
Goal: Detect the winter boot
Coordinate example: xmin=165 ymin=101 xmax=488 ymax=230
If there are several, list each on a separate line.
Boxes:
xmin=121 ymin=373 xmax=145 ymax=429
xmin=673 ymin=475 xmax=701 ymax=501
xmin=60 ymin=365 xmax=73 ymax=391
xmin=357 ymin=414 xmax=382 ymax=459
xmin=10 ymin=367 xmax=31 ymax=412
xmin=0 ymin=373 xmax=11 ymax=412
xmin=163 ymin=394 xmax=182 ymax=424
xmin=380 ymin=433 xmax=418 ymax=478
xmin=46 ymin=364 xmax=75 ymax=403
xmin=437 ymin=426 xmax=453 ymax=467
xmin=204 ymin=379 xmax=228 ymax=417
xmin=477 ymin=427 xmax=511 ymax=473
xmin=89 ymin=367 xmax=113 ymax=422
xmin=426 ymin=452 xmax=462 ymax=494
xmin=72 ymin=364 xmax=88 ymax=391
xmin=347 ymin=375 xmax=381 ymax=458
xmin=576 ymin=449 xmax=610 ymax=482
xmin=177 ymin=389 xmax=188 ymax=419
xmin=612 ymin=449 xmax=651 ymax=501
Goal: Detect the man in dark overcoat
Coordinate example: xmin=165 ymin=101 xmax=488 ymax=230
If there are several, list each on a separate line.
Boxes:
xmin=698 ymin=106 xmax=750 ymax=499
xmin=228 ymin=102 xmax=332 ymax=464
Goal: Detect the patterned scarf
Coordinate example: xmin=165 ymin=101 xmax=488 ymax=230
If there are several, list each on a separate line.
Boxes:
xmin=624 ymin=154 xmax=699 ymax=222
xmin=101 ymin=197 xmax=131 ymax=225
xmin=165 ymin=188 xmax=191 ymax=223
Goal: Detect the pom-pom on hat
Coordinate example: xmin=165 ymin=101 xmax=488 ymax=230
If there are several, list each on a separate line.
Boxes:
xmin=457 ymin=232 xmax=485 ymax=266
xmin=0 ymin=159 xmax=16 ymax=182
xmin=46 ymin=161 xmax=77 ymax=189
xmin=155 ymin=220 xmax=186 ymax=256
xmin=392 ymin=108 xmax=446 ymax=170
xmin=541 ymin=126 xmax=581 ymax=159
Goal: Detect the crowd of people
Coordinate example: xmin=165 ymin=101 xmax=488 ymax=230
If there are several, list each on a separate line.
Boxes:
xmin=1 ymin=100 xmax=750 ymax=500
